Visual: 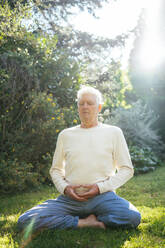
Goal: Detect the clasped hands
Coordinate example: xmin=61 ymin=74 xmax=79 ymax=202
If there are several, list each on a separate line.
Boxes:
xmin=64 ymin=184 xmax=100 ymax=202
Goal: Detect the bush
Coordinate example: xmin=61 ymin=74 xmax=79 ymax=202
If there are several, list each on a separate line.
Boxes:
xmin=0 ymin=91 xmax=81 ymax=193
xmin=103 ymin=100 xmax=163 ymax=154
xmin=103 ymin=100 xmax=164 ymax=172
xmin=129 ymin=145 xmax=161 ymax=174
xmin=62 ymin=106 xmax=79 ymax=127
xmin=10 ymin=91 xmax=66 ymax=166
xmin=0 ymin=158 xmax=39 ymax=194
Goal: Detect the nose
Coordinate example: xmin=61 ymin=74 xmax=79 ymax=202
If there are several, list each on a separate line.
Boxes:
xmin=83 ymin=102 xmax=88 ymax=108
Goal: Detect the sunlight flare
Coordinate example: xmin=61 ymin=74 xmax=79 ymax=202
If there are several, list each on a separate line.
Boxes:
xmin=138 ymin=0 xmax=163 ymax=71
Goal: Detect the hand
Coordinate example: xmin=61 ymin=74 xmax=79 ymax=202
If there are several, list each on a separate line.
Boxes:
xmin=77 ymin=184 xmax=100 ymax=200
xmin=64 ymin=185 xmax=88 ymax=202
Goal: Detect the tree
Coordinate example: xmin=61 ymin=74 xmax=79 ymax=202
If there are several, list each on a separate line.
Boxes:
xmin=0 ymin=2 xmax=82 ymax=192
xmin=23 ymin=0 xmax=127 ymax=78
xmin=129 ymin=3 xmax=165 ymax=145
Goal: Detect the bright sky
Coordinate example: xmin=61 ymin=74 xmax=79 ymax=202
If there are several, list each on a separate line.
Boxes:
xmin=26 ymin=0 xmax=162 ymax=70
xmin=72 ymin=0 xmax=149 ymax=39
xmin=71 ymin=0 xmax=161 ymax=69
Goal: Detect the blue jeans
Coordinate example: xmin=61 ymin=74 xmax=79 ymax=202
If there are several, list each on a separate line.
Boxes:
xmin=17 ymin=192 xmax=141 ymax=231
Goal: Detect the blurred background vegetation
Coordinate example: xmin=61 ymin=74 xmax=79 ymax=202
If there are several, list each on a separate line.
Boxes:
xmin=0 ymin=0 xmax=165 ymax=194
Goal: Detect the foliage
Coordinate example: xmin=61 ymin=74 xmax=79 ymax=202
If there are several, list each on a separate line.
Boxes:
xmin=87 ymin=61 xmax=132 ymax=111
xmin=1 ymin=166 xmax=165 ymax=247
xmin=7 ymin=0 xmax=109 ymax=14
xmin=103 ymin=100 xmax=162 ymax=152
xmin=103 ymin=100 xmax=164 ymax=171
xmin=0 ymin=1 xmax=83 ymax=193
xmin=12 ymin=92 xmax=66 ymax=162
xmin=0 ymin=158 xmax=39 ymax=194
xmin=62 ymin=106 xmax=79 ymax=127
xmin=0 ymin=33 xmax=79 ymax=149
xmin=27 ymin=0 xmax=128 ymax=81
xmin=0 ymin=1 xmax=30 ymax=41
xmin=129 ymin=145 xmax=161 ymax=174
xmin=129 ymin=8 xmax=165 ymax=144
xmin=0 ymin=90 xmax=80 ymax=193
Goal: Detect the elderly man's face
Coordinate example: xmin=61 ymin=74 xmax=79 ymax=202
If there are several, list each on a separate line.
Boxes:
xmin=78 ymin=93 xmax=101 ymax=123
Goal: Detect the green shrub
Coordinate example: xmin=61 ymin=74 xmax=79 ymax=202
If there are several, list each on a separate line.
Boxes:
xmin=0 ymin=91 xmax=81 ymax=193
xmin=129 ymin=145 xmax=161 ymax=174
xmin=10 ymin=91 xmax=66 ymax=165
xmin=102 ymin=100 xmax=164 ymax=173
xmin=36 ymin=152 xmax=53 ymax=185
xmin=0 ymin=158 xmax=39 ymax=194
xmin=62 ymin=106 xmax=79 ymax=127
xmin=103 ymin=100 xmax=163 ymax=155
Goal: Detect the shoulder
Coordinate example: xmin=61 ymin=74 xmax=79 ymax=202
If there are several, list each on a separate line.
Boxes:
xmin=58 ymin=125 xmax=80 ymax=138
xmin=101 ymin=123 xmax=123 ymax=133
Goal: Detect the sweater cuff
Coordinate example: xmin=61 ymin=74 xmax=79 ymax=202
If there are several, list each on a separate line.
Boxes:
xmin=96 ymin=182 xmax=114 ymax=194
xmin=57 ymin=181 xmax=69 ymax=195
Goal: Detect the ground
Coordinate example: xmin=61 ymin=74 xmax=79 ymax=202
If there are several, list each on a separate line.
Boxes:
xmin=0 ymin=166 xmax=165 ymax=248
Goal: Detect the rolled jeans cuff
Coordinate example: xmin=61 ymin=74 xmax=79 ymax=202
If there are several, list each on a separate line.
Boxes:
xmin=73 ymin=216 xmax=79 ymax=228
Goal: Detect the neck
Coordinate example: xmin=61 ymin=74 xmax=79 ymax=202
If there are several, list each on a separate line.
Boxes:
xmin=80 ymin=120 xmax=99 ymax=129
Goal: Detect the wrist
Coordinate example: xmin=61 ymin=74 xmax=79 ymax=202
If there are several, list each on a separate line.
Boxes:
xmin=95 ymin=184 xmax=100 ymax=195
xmin=64 ymin=185 xmax=69 ymax=195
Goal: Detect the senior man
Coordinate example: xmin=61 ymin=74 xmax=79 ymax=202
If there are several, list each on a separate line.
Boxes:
xmin=18 ymin=86 xmax=141 ymax=232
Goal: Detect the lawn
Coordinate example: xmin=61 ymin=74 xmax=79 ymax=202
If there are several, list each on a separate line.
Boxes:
xmin=0 ymin=166 xmax=165 ymax=248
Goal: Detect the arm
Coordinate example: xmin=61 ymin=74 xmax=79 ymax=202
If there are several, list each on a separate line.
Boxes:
xmin=49 ymin=132 xmax=69 ymax=194
xmin=97 ymin=127 xmax=134 ymax=194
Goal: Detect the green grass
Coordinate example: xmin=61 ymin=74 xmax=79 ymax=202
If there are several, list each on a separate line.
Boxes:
xmin=1 ymin=166 xmax=165 ymax=248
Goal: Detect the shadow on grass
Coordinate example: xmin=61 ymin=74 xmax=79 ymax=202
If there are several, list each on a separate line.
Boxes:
xmin=17 ymin=227 xmax=141 ymax=248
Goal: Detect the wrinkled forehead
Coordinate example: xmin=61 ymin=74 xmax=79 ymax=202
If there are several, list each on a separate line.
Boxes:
xmin=78 ymin=93 xmax=98 ymax=103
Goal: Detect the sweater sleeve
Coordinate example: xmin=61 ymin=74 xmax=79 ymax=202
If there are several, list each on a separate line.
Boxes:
xmin=49 ymin=132 xmax=69 ymax=194
xmin=97 ymin=127 xmax=134 ymax=194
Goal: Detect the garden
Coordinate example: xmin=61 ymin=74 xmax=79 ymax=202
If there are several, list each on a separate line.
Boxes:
xmin=0 ymin=1 xmax=165 ymax=247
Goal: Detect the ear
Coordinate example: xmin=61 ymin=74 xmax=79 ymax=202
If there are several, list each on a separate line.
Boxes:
xmin=98 ymin=104 xmax=102 ymax=112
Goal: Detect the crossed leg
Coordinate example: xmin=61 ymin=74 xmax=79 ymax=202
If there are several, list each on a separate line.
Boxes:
xmin=18 ymin=197 xmax=80 ymax=232
xmin=92 ymin=192 xmax=141 ymax=228
xmin=17 ymin=192 xmax=141 ymax=233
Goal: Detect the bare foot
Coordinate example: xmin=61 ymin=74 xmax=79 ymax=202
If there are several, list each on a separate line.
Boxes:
xmin=78 ymin=214 xmax=106 ymax=229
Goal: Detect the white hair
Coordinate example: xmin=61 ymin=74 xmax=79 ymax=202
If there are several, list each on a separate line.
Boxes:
xmin=77 ymin=86 xmax=103 ymax=105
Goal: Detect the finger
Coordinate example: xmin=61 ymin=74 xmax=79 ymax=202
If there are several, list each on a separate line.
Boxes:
xmin=80 ymin=194 xmax=93 ymax=200
xmin=69 ymin=190 xmax=88 ymax=202
xmin=78 ymin=188 xmax=99 ymax=198
xmin=77 ymin=191 xmax=92 ymax=197
xmin=80 ymin=184 xmax=91 ymax=188
xmin=71 ymin=195 xmax=88 ymax=202
xmin=72 ymin=184 xmax=82 ymax=189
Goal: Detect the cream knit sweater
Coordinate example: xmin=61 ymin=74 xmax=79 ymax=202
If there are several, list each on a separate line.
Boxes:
xmin=50 ymin=123 xmax=134 ymax=194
